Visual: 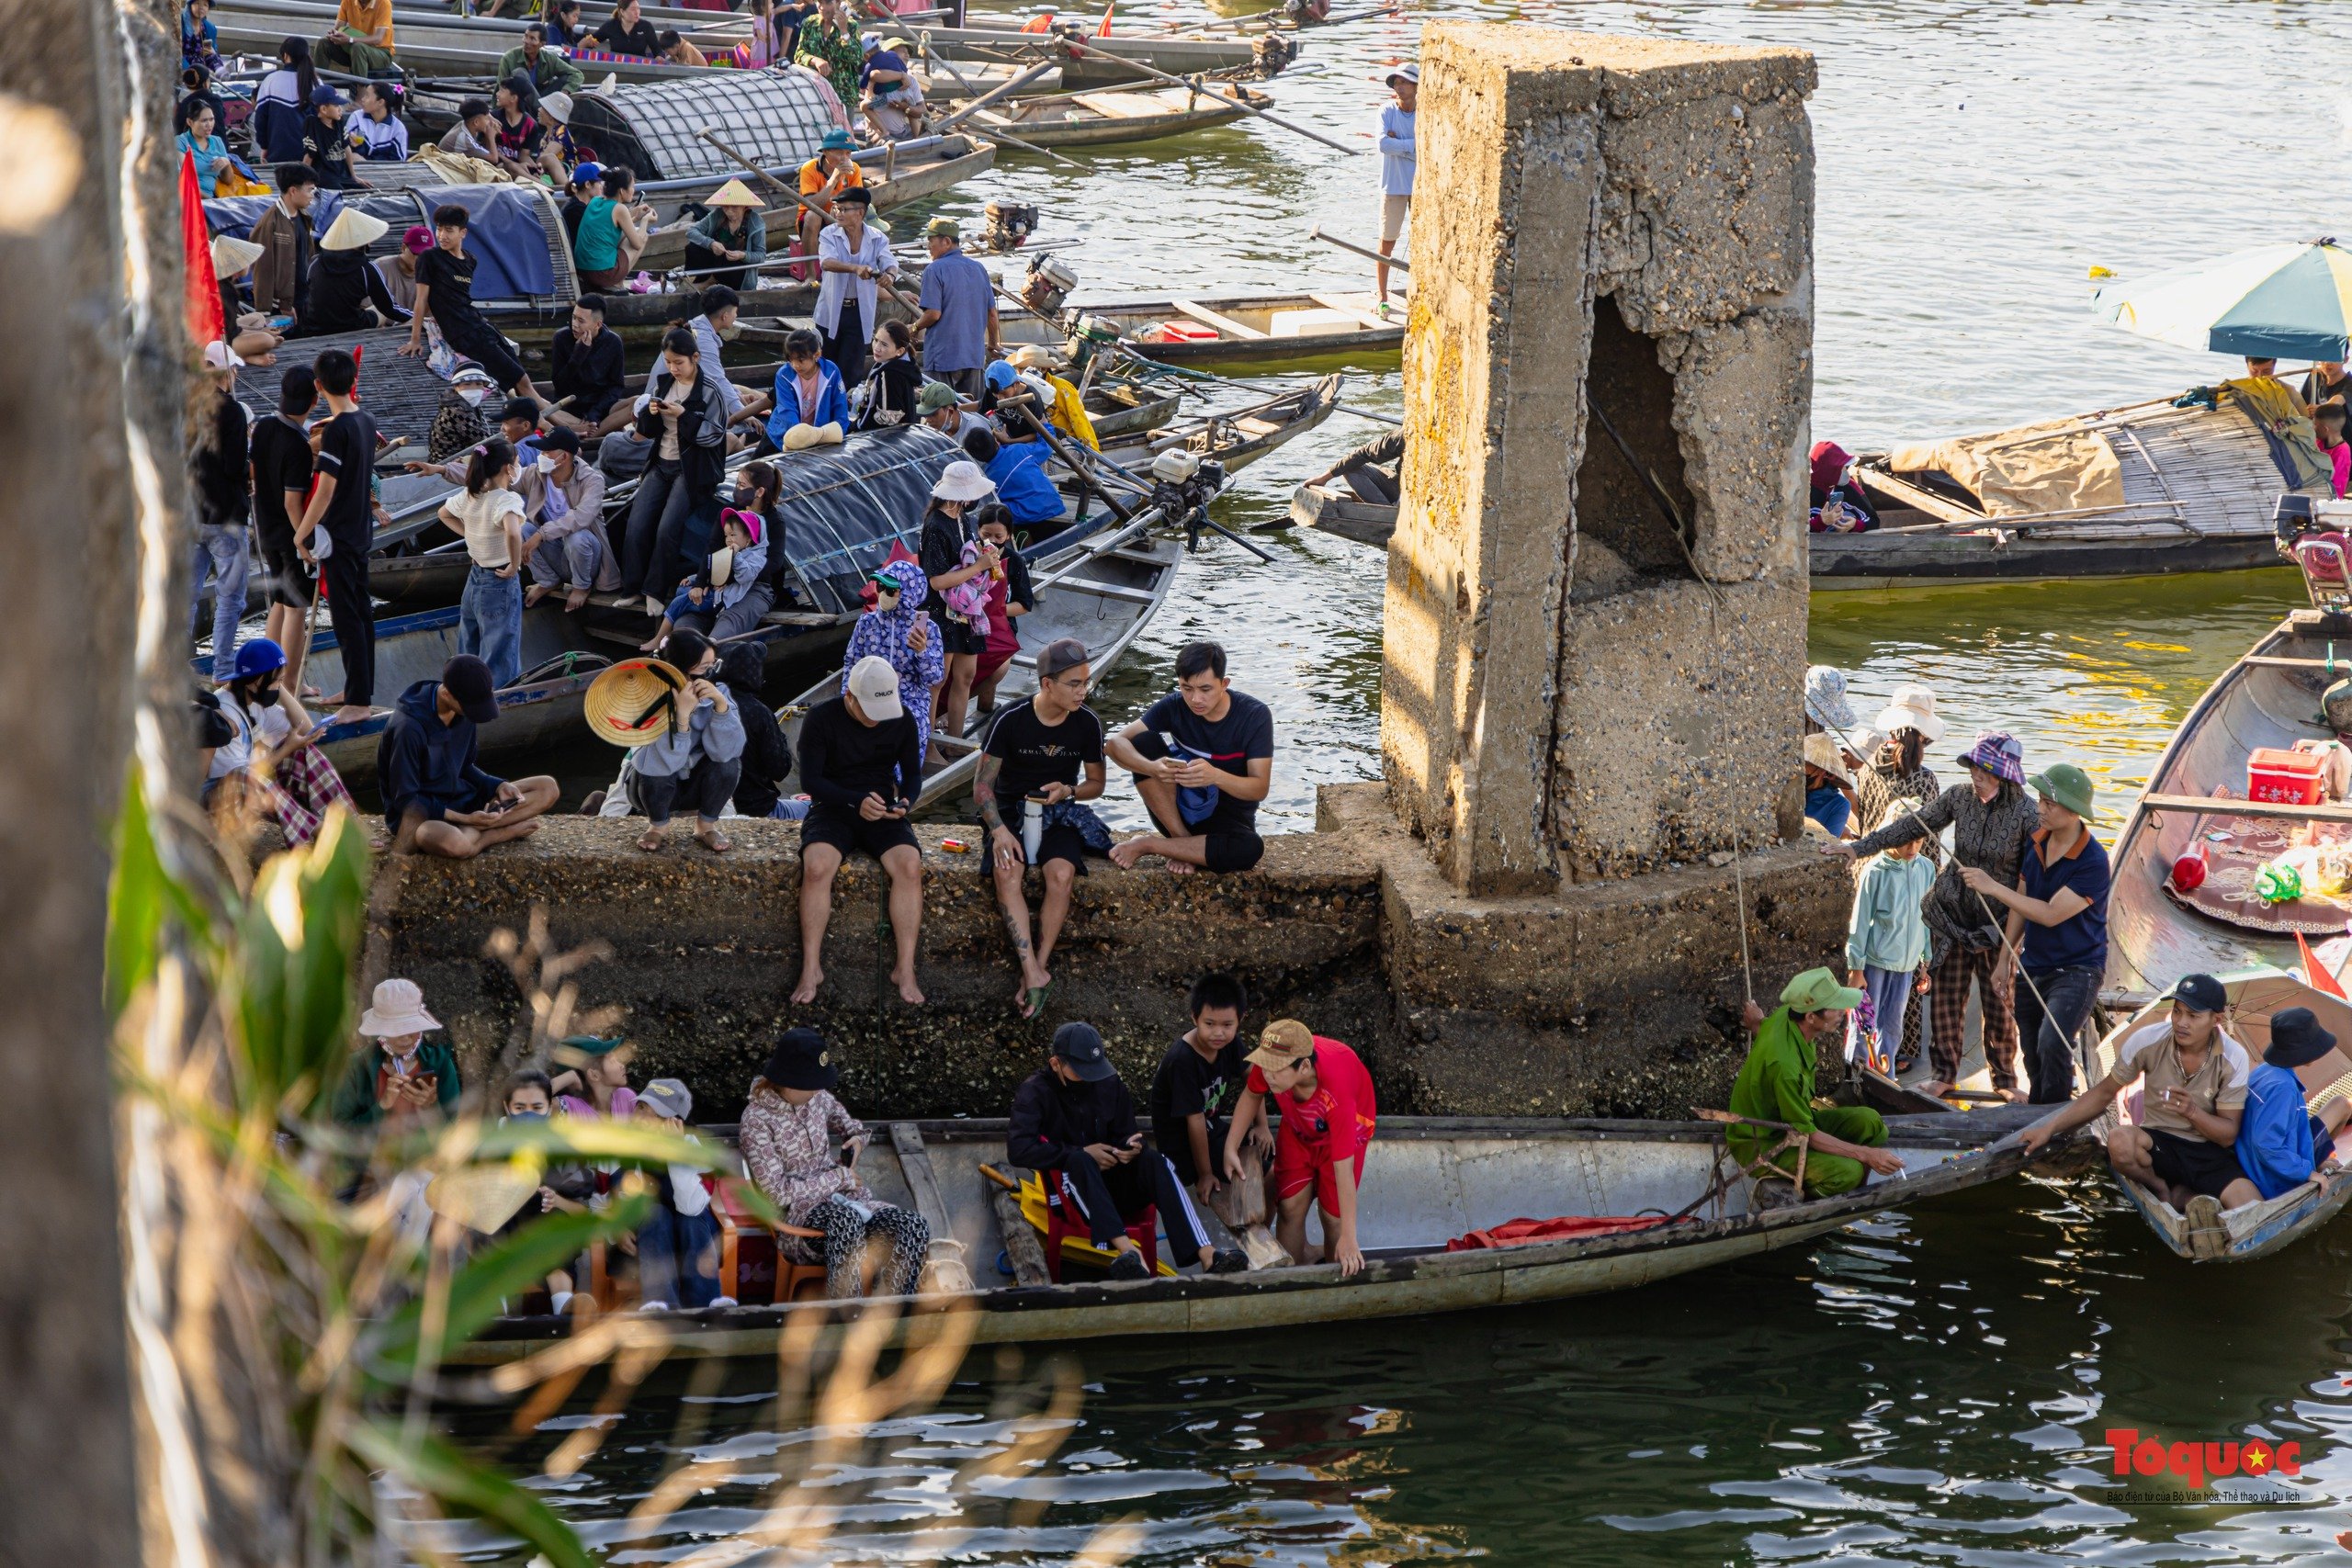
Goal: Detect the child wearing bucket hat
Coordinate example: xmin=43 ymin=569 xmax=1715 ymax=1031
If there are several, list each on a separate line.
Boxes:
xmin=330 ymin=979 xmax=463 ymax=1126
xmin=1958 ymin=761 xmax=2109 ymax=1105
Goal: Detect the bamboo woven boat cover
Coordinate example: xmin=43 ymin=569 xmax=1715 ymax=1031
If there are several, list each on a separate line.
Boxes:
xmin=1884 ymin=417 xmax=2126 ymax=517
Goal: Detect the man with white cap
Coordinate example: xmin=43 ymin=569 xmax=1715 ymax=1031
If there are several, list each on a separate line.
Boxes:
xmin=298 ymin=206 xmax=412 ymax=336
xmin=330 ymin=978 xmax=462 ymax=1126
xmin=793 ymin=654 xmax=929 ymax=1006
xmin=1374 ymin=62 xmax=1417 ymax=316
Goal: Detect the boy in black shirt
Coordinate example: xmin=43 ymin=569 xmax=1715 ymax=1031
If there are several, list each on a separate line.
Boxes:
xmin=1148 ymin=973 xmax=1268 ymax=1201
xmin=794 ymin=655 xmax=927 ymax=1007
xmin=293 ymin=347 xmax=379 ymax=721
xmin=248 ymin=366 xmax=318 ymax=694
xmin=975 ymin=637 xmax=1104 ymax=1019
xmin=1107 ymin=639 xmax=1275 ymax=874
xmin=301 ymin=83 xmax=358 ymax=189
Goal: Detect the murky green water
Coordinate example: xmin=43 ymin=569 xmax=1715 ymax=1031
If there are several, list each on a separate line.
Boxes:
xmin=453 ymin=0 xmax=2352 ymax=1556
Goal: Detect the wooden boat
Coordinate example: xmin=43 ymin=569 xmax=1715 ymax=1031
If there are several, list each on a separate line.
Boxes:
xmin=628 ymin=137 xmax=1000 ymax=267
xmin=1287 ymin=479 xmax=1394 ymax=547
xmin=2086 ymin=971 xmax=2352 ymax=1261
xmin=771 ymin=508 xmax=1183 ymax=813
xmin=1094 ymin=373 xmax=1337 ymax=476
xmin=967 ymin=82 xmax=1267 ymax=149
xmin=1815 ymin=387 xmax=2332 ymax=589
xmin=2104 ymin=610 xmax=2352 ymax=1007
xmin=1011 ymin=290 xmax=1403 ymax=367
xmin=445 ymin=1104 xmax=2058 ymax=1359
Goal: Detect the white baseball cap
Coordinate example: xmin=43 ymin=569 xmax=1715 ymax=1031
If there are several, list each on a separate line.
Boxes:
xmin=847 ymin=654 xmax=903 ymax=721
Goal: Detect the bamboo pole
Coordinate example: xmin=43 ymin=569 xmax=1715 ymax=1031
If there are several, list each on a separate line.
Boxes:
xmin=696 ymin=131 xmax=924 ymax=316
xmin=1048 ymin=37 xmax=1361 ymax=153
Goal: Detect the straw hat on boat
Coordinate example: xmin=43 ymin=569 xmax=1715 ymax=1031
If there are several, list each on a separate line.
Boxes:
xmin=211 ymin=234 xmax=266 ymax=277
xmin=584 ymin=657 xmax=688 ymax=747
xmin=781 ymin=420 xmax=843 ymax=451
xmin=320 ymin=207 xmax=389 ymax=252
xmin=706 ymin=177 xmax=765 ymax=209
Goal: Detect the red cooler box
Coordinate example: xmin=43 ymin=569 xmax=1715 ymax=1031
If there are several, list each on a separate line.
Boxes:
xmin=2248 ymin=748 xmax=2325 ymax=805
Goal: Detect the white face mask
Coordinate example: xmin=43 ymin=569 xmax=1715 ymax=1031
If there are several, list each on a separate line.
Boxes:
xmin=458 ymin=386 xmax=489 ymax=407
xmin=537 ymin=453 xmax=559 ymax=473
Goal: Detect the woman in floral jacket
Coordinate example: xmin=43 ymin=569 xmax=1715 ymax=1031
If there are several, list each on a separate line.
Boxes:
xmin=738 ymin=1028 xmax=929 ymax=1298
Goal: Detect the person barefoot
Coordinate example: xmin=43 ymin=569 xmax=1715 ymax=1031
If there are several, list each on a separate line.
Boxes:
xmin=794 ymin=657 xmax=927 ymax=1006
xmin=378 ymin=656 xmax=560 ymax=858
xmin=1103 ymin=641 xmax=1272 ymax=879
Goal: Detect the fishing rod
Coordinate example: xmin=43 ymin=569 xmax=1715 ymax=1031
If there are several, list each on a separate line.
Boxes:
xmin=1307 ymin=224 xmax=1406 ymax=272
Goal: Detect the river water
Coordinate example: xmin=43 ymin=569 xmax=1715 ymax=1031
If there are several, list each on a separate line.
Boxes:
xmin=465 ymin=0 xmax=2352 ymax=1557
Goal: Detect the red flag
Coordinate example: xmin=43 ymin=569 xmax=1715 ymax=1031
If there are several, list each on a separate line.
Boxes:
xmin=181 ymin=151 xmax=225 ymax=351
xmin=1095 ymin=3 xmax=1114 ymax=33
xmin=2298 ymin=932 xmax=2348 ymax=998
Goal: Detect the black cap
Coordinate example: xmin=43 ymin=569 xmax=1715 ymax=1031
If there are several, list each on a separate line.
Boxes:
xmin=500 ymin=396 xmax=540 ymax=425
xmin=2266 ymin=1006 xmax=2339 ymax=1068
xmin=1050 ymin=1021 xmax=1115 ymax=1081
xmin=2166 ymin=973 xmax=2228 ymax=1014
xmin=835 ymin=185 xmax=873 ymax=207
xmin=537 ymin=424 xmax=580 ymax=454
xmin=761 ymin=1026 xmax=838 ymax=1090
xmin=1038 ymin=637 xmax=1090 ymax=679
xmin=442 ymin=654 xmax=500 ymax=723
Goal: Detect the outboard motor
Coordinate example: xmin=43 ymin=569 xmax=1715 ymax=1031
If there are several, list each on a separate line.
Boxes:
xmin=1021 ymin=254 xmax=1077 ymax=319
xmin=984 ymin=200 xmax=1040 ymax=253
xmin=1150 ymin=448 xmax=1228 ymax=550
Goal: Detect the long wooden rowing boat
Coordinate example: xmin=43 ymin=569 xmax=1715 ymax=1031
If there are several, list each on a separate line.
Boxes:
xmin=772 ymin=508 xmax=1183 ymax=813
xmin=1094 ymin=373 xmax=1336 ymax=475
xmin=1287 ymin=479 xmax=1394 ymax=547
xmin=2104 ymin=610 xmax=2352 ymax=1006
xmin=967 ymin=82 xmax=1267 ymax=149
xmin=1012 ymin=290 xmax=1403 ymax=367
xmin=1817 ymin=386 xmax=2332 ymax=588
xmin=2086 ymin=970 xmax=2352 ymax=1261
xmin=445 ymin=1104 xmax=2058 ymax=1359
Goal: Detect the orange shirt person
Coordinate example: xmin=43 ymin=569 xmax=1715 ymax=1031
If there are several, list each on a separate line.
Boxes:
xmin=1221 ymin=1020 xmax=1378 ymax=1276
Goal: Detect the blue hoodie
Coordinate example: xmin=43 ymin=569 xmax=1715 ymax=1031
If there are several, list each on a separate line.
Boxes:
xmin=984 ymin=436 xmax=1064 ymax=525
xmin=376 ymin=678 xmax=505 ymax=830
xmin=765 ymin=358 xmax=850 ymax=448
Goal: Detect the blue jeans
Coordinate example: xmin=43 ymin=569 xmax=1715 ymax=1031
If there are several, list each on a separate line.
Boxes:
xmin=459 ymin=564 xmax=523 ymax=689
xmin=191 ymin=524 xmax=249 ymax=682
xmin=2018 ymin=964 xmax=2102 ymax=1106
xmin=1863 ymin=964 xmax=1915 ymax=1063
xmin=635 ymin=1205 xmax=720 ymax=1308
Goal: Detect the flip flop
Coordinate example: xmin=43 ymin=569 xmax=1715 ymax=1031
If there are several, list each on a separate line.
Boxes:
xmin=636 ymin=828 xmax=666 ymax=852
xmin=1019 ymin=981 xmax=1052 ymax=1020
xmin=695 ymin=828 xmax=733 ymax=853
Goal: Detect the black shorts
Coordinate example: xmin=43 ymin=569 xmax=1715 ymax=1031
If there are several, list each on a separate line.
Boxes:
xmin=259 ymin=536 xmax=314 ymax=607
xmin=929 ymin=606 xmax=985 ymax=657
xmin=1005 ymin=797 xmax=1089 ymax=873
xmin=802 ymin=801 xmax=920 ymax=861
xmin=439 ymin=313 xmax=527 ymax=394
xmin=1125 ymin=730 xmax=1266 ymax=874
xmin=2146 ymin=1127 xmax=2245 ymax=1199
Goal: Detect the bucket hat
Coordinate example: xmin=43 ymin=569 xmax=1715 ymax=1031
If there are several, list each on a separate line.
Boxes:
xmin=358 ymin=977 xmax=441 ymax=1036
xmin=931 ymin=459 xmax=994 ymax=503
xmin=1956 ymin=729 xmax=2025 ymax=785
xmin=1871 ymin=682 xmax=1943 ymax=743
xmin=2266 ymin=1006 xmax=2339 ymax=1068
xmin=761 ymin=1027 xmax=838 ymax=1090
xmin=1804 ymin=665 xmax=1854 ymax=734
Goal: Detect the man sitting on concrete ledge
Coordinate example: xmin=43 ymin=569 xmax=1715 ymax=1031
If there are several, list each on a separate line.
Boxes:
xmin=794 ymin=655 xmax=927 ymax=1006
xmin=1008 ymin=1021 xmax=1245 ymax=1280
xmin=1105 ymin=640 xmax=1274 ymax=875
xmin=1728 ymin=968 xmax=1904 ymax=1199
xmin=377 ymin=655 xmax=560 ymax=858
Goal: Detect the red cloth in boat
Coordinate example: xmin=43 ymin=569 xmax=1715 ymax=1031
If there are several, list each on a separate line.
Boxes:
xmin=1443 ymin=1215 xmax=1665 ymax=1252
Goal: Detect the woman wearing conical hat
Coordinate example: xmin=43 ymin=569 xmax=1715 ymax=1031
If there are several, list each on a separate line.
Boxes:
xmin=294 ymin=205 xmax=413 ymax=337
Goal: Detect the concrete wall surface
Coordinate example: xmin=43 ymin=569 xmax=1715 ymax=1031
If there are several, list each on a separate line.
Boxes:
xmin=367 ymin=797 xmax=1852 ymax=1123
xmin=1382 ymin=22 xmax=1818 ymax=894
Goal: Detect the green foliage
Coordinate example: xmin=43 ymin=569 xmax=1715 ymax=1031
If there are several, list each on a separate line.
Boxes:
xmin=230 ymin=810 xmax=373 ymax=1117
xmin=345 ymin=1422 xmax=598 ymax=1568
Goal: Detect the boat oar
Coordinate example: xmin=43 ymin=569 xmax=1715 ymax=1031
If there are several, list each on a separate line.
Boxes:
xmin=696 ymin=131 xmax=924 ymax=316
xmin=907 ymin=39 xmax=1082 ymax=165
xmin=1308 ymin=223 xmax=1407 ymax=273
xmin=1046 ymin=37 xmax=1361 ymax=154
xmin=930 ymin=54 xmax=1062 ymax=133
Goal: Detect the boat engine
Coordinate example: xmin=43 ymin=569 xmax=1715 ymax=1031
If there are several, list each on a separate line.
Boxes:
xmin=1253 ymin=32 xmax=1297 ymax=74
xmin=1149 ymin=448 xmax=1228 ymax=549
xmin=1021 ymin=254 xmax=1077 ymax=319
xmin=983 ymin=200 xmax=1040 ymax=253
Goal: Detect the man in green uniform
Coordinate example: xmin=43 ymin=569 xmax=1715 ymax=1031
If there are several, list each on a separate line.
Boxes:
xmin=1728 ymin=968 xmax=1906 ymax=1195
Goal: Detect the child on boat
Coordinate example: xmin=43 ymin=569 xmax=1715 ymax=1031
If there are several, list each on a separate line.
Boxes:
xmin=1845 ymin=811 xmax=1935 ymax=1072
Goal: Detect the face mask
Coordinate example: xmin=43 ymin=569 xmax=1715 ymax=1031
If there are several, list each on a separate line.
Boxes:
xmin=458 ymin=386 xmax=489 ymax=407
xmin=506 ymin=1110 xmax=548 ymax=1122
xmin=537 ymin=453 xmax=559 ymax=473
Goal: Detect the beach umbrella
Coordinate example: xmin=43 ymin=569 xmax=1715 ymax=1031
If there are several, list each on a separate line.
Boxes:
xmin=2090 ymin=239 xmax=2352 ymax=361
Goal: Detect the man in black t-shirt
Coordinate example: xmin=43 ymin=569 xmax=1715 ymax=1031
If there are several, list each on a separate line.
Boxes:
xmin=1148 ymin=972 xmax=1270 ymax=1201
xmin=300 ymin=84 xmax=358 ymax=190
xmin=1107 ymin=639 xmax=1275 ymax=874
xmin=248 ymin=365 xmax=319 ymax=694
xmin=293 ymin=348 xmax=380 ymax=721
xmin=795 ymin=655 xmax=927 ymax=1008
xmin=975 ymin=637 xmax=1104 ymax=1019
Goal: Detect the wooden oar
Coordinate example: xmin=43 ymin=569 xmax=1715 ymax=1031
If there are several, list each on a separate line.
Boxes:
xmin=929 ymin=54 xmax=1061 ymax=132
xmin=905 ymin=36 xmax=1081 ymax=165
xmin=1046 ymin=36 xmax=1361 ymax=153
xmin=1309 ymin=223 xmax=1407 ymax=272
xmin=696 ymin=131 xmax=924 ymax=316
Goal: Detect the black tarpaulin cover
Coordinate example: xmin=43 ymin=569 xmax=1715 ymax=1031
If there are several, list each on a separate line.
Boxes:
xmin=770 ymin=425 xmax=963 ymax=615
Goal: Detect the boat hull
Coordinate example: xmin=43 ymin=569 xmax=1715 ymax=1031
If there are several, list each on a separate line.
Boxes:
xmin=1808 ymin=529 xmax=2284 ymax=588
xmin=1287 ymin=480 xmax=1395 ymax=546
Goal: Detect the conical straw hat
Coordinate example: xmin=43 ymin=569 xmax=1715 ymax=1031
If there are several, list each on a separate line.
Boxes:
xmin=426 ymin=1165 xmax=543 ymax=1235
xmin=320 ymin=206 xmax=390 ymax=252
xmin=583 ymin=658 xmax=687 ymax=747
xmin=706 ymin=177 xmax=765 ymax=209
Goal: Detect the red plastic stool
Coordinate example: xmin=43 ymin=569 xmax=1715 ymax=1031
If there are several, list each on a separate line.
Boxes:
xmin=1041 ymin=1168 xmax=1156 ymax=1281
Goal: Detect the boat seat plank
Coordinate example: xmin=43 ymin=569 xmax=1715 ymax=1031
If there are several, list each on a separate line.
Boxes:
xmin=1057 ymin=579 xmax=1160 ymax=604
xmin=1169 ymin=298 xmax=1264 ymax=340
xmin=2140 ymin=792 xmax=2352 ymax=823
xmin=2240 ymin=655 xmax=2346 ymax=671
xmin=1306 ymin=291 xmax=1398 ymax=331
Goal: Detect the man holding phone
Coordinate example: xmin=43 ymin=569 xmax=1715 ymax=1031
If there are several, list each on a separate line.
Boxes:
xmin=1105 ymin=639 xmax=1275 ymax=874
xmin=794 ymin=656 xmax=928 ymax=1006
xmin=2019 ymin=972 xmax=2255 ymax=1240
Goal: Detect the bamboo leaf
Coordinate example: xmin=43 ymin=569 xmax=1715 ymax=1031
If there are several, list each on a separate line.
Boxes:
xmin=231 ymin=811 xmax=371 ymax=1112
xmin=364 ymin=1196 xmax=650 ymax=1377
xmin=104 ymin=772 xmax=218 ymax=1016
xmin=345 ymin=1420 xmax=595 ymax=1568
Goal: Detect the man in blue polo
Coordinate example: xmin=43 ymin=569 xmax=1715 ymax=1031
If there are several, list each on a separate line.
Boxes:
xmin=915 ymin=216 xmax=997 ymax=397
xmin=1961 ymin=762 xmax=2110 ymax=1104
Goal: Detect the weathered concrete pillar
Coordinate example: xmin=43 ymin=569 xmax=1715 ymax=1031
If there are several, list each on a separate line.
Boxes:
xmin=1381 ymin=23 xmax=1817 ymax=895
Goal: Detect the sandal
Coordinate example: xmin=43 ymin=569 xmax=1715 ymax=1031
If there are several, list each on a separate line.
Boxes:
xmin=1019 ymin=980 xmax=1052 ymax=1020
xmin=636 ymin=827 xmax=666 ymax=852
xmin=694 ymin=827 xmax=733 ymax=853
